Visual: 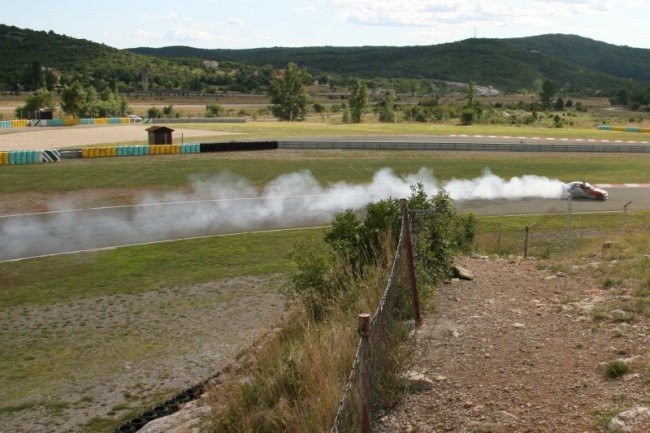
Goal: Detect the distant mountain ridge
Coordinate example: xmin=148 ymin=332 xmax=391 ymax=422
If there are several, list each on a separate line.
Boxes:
xmin=2 ymin=23 xmax=648 ymax=95
xmin=129 ymin=34 xmax=650 ymax=93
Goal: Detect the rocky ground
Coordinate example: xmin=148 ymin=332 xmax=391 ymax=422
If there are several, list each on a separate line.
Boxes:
xmin=0 ymin=275 xmax=286 ymax=433
xmin=378 ymin=256 xmax=650 ymax=433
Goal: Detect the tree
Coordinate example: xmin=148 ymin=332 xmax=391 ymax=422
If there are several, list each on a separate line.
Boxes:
xmin=554 ymin=97 xmax=565 ymax=111
xmin=15 ymin=88 xmax=56 ymax=119
xmin=540 ymin=80 xmax=559 ymax=109
xmin=348 ymin=80 xmax=368 ymax=123
xmin=60 ymin=81 xmax=87 ymax=118
xmin=378 ymin=90 xmax=396 ymax=123
xmin=268 ymin=62 xmax=309 ymax=121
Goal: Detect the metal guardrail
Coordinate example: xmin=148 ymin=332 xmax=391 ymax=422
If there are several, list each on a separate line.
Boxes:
xmin=278 ymin=141 xmax=650 ymax=153
xmin=148 ymin=117 xmax=247 ymax=124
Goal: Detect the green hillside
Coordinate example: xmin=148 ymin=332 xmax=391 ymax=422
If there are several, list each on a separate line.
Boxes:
xmin=0 ymin=24 xmax=269 ymax=92
xmin=505 ymin=34 xmax=650 ymax=82
xmin=130 ymin=36 xmax=649 ymax=94
xmin=2 ymin=24 xmax=648 ymax=96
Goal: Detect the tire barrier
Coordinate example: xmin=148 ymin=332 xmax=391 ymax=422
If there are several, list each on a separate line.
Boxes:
xmin=200 ymin=141 xmax=278 ymax=152
xmin=598 ymin=125 xmax=650 ymax=133
xmin=113 ymin=372 xmax=220 ymax=433
xmin=0 ymin=119 xmax=29 ymax=128
xmin=180 ymin=143 xmax=201 ymax=154
xmin=0 ymin=150 xmax=43 ymax=165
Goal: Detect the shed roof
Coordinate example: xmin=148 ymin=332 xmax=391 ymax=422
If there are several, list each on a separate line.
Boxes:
xmin=145 ymin=126 xmax=175 ymax=132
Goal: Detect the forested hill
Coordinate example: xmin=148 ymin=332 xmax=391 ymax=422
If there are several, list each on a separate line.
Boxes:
xmin=2 ymin=23 xmax=649 ymax=95
xmin=504 ymin=34 xmax=650 ymax=82
xmin=0 ymin=24 xmax=270 ymax=93
xmin=131 ymin=35 xmax=650 ymax=94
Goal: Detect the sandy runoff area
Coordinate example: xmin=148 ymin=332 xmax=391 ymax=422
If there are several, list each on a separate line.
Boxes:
xmin=0 ymin=124 xmax=239 ymax=151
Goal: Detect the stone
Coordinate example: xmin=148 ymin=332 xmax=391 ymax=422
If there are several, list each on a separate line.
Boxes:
xmin=139 ymin=402 xmax=211 ymax=433
xmin=513 ymin=323 xmax=526 ymax=329
xmin=556 ymin=272 xmax=567 ymax=278
xmin=403 ymin=371 xmax=436 ymax=392
xmin=607 ymin=407 xmax=650 ymax=432
xmin=609 ymin=309 xmax=630 ymax=321
xmin=495 ymin=410 xmax=519 ymax=423
xmin=453 ymin=265 xmax=475 ymax=280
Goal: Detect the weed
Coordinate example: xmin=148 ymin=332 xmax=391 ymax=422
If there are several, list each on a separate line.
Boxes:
xmin=592 ymin=407 xmax=625 ymax=430
xmin=602 ymin=360 xmax=630 ymax=380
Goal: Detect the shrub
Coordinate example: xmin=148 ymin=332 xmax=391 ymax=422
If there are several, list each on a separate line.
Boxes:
xmin=461 ymin=108 xmax=475 ymax=125
xmin=206 ymin=103 xmax=225 ymax=117
xmin=602 ymin=360 xmax=629 ymax=379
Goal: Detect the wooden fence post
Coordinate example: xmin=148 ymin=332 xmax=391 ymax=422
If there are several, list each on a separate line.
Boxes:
xmin=523 ymin=225 xmax=529 ymax=258
xmin=497 ymin=221 xmax=502 ymax=255
xmin=358 ymin=314 xmax=371 ymax=433
xmin=400 ymin=199 xmax=422 ymax=326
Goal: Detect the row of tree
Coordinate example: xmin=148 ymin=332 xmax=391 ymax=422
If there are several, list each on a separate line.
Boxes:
xmin=16 ymin=81 xmax=129 ymax=119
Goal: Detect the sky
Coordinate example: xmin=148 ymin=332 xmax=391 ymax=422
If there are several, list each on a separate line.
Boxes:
xmin=3 ymin=0 xmax=650 ymax=50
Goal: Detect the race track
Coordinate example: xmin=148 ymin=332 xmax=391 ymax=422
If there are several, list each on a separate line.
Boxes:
xmin=1 ymin=187 xmax=647 ymax=262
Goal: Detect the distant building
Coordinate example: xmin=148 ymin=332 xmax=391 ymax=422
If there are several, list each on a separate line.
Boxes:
xmin=202 ymin=60 xmax=219 ymax=70
xmin=146 ymin=126 xmax=174 ymax=145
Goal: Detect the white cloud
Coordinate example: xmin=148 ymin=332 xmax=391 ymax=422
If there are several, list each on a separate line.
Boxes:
xmin=131 ymin=28 xmax=164 ymax=41
xmin=165 ymin=27 xmax=237 ymax=44
xmin=145 ymin=12 xmax=179 ymax=21
xmin=228 ymin=17 xmax=245 ymax=26
xmin=295 ymin=6 xmax=318 ymax=13
xmin=324 ymin=0 xmax=628 ymax=27
xmin=257 ymin=33 xmax=274 ymax=41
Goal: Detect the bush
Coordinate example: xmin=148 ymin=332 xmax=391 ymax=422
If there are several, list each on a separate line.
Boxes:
xmin=147 ymin=106 xmax=161 ymax=118
xmin=461 ymin=108 xmax=475 ymax=125
xmin=206 ymin=103 xmax=225 ymax=117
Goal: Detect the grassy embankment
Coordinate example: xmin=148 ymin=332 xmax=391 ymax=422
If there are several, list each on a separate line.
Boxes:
xmin=2 ymin=148 xmax=650 ymax=196
xmin=0 ymin=228 xmax=325 ymax=433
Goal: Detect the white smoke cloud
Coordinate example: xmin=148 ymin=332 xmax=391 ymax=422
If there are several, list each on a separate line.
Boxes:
xmin=0 ymin=168 xmax=565 ymax=261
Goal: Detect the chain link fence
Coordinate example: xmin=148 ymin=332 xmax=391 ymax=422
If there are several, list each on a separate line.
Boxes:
xmin=331 ymin=204 xmax=415 ymax=433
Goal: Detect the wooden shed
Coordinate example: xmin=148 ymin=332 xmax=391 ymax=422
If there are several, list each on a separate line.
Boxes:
xmin=146 ymin=126 xmax=174 ymax=145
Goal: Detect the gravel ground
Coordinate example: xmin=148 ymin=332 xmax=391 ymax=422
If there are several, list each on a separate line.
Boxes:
xmin=0 ymin=125 xmax=238 ymax=151
xmin=0 ymin=275 xmax=287 ymax=433
xmin=377 ymin=256 xmax=650 ymax=433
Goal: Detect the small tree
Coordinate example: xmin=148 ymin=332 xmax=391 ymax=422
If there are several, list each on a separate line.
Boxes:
xmin=15 ymin=88 xmax=56 ymax=119
xmin=60 ymin=81 xmax=87 ymax=118
xmin=268 ymin=62 xmax=309 ymax=121
xmin=554 ymin=97 xmax=565 ymax=111
xmin=540 ymin=80 xmax=559 ymax=109
xmin=348 ymin=80 xmax=368 ymax=123
xmin=378 ymin=90 xmax=396 ymax=123
xmin=206 ymin=103 xmax=225 ymax=117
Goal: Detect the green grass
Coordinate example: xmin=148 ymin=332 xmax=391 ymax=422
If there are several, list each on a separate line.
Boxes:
xmin=0 ymin=228 xmax=325 ymax=307
xmin=2 ymin=147 xmax=650 ymax=195
xmin=0 ymin=227 xmax=326 ymax=433
xmin=182 ymin=120 xmax=650 ymax=142
xmin=475 ymin=211 xmax=650 ymax=259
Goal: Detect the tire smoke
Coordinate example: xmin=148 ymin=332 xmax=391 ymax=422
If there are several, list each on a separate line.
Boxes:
xmin=0 ymin=168 xmax=565 ymax=261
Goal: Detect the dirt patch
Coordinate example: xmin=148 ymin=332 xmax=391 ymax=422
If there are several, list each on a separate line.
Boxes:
xmin=0 ymin=124 xmax=241 ymax=151
xmin=0 ymin=274 xmax=287 ymax=433
xmin=377 ymin=256 xmax=650 ymax=433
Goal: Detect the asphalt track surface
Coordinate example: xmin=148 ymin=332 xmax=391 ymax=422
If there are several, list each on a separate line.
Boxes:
xmin=1 ymin=186 xmax=647 ymax=262
xmin=2 ymin=133 xmax=649 ymax=261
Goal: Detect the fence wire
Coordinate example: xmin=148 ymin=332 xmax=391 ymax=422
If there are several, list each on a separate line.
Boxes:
xmin=331 ymin=214 xmax=411 ymax=433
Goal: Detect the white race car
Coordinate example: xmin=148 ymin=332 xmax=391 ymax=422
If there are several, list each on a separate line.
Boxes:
xmin=565 ymin=181 xmax=608 ymax=200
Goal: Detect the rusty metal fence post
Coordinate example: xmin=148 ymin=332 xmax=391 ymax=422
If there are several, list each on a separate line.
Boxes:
xmin=358 ymin=314 xmax=371 ymax=433
xmin=400 ymin=199 xmax=422 ymax=326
